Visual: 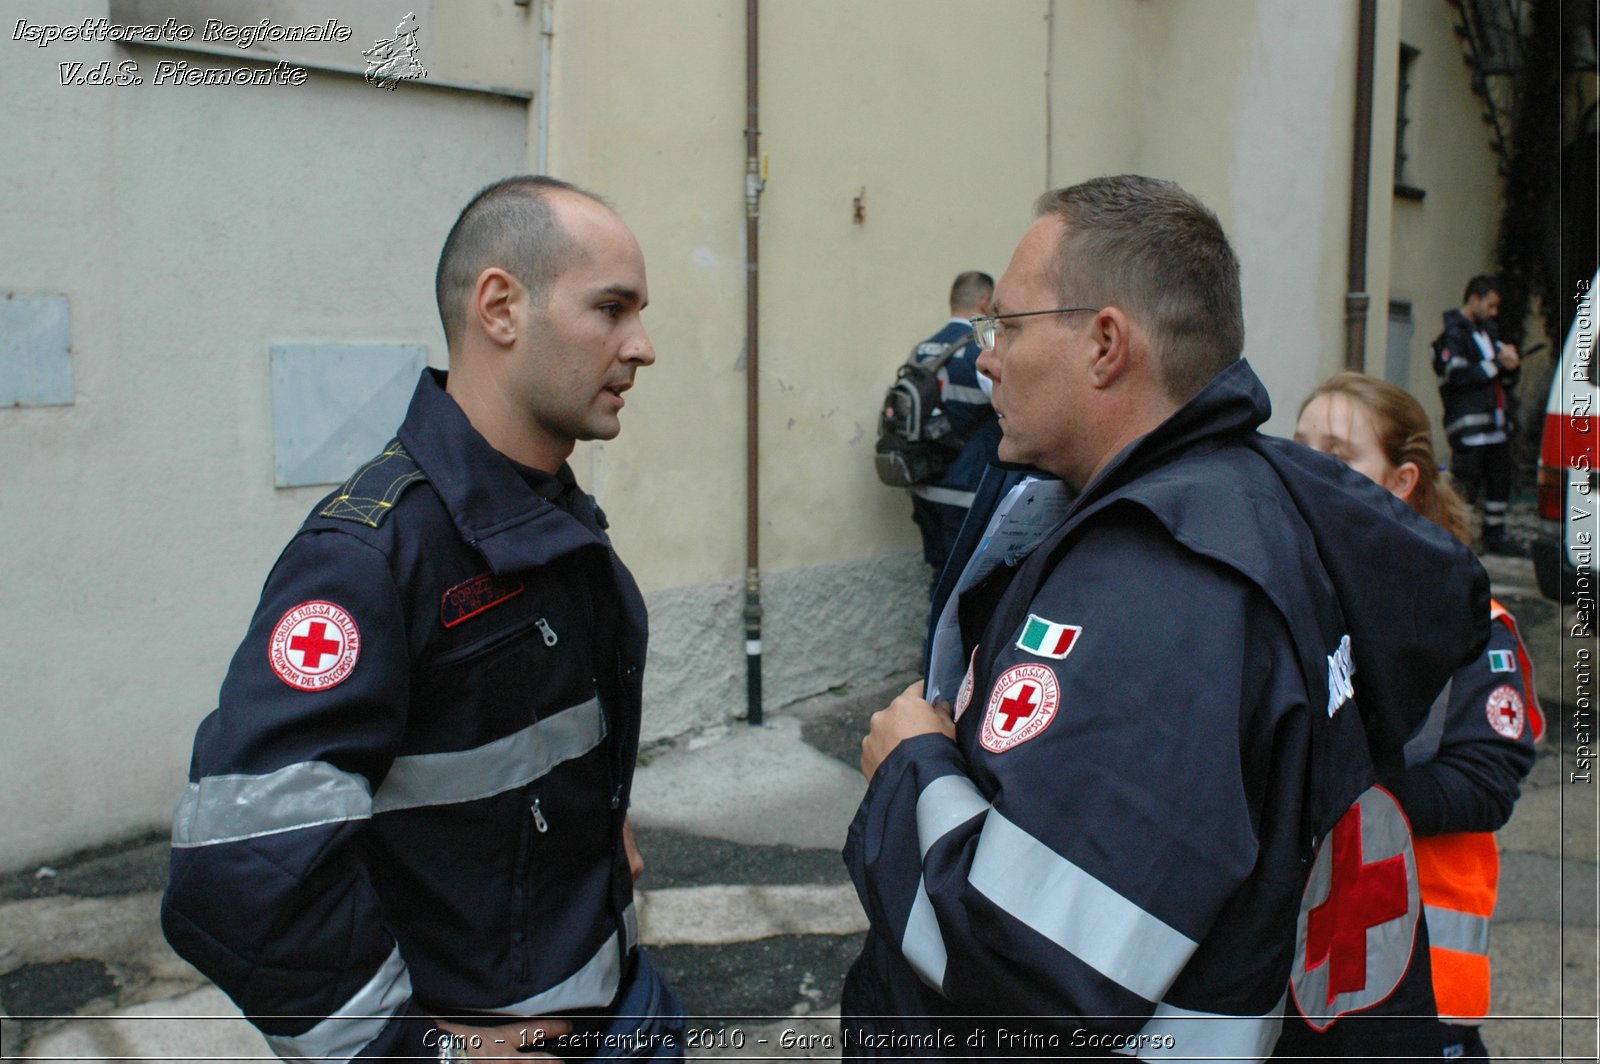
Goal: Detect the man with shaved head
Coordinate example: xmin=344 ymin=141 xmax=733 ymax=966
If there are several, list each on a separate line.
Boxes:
xmin=905 ymin=271 xmax=998 ymax=588
xmin=164 ymin=176 xmax=685 ymax=1061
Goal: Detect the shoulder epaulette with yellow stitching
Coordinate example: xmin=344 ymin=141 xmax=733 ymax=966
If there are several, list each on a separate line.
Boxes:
xmin=319 ymin=439 xmax=426 ymax=528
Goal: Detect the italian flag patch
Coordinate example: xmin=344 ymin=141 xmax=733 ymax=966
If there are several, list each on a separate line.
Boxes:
xmin=1488 ymin=649 xmax=1516 ymax=673
xmin=1016 ymin=615 xmax=1081 ymax=660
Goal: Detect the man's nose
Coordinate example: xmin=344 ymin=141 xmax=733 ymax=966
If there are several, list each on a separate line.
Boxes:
xmin=976 ymin=346 xmax=1000 ymax=382
xmin=624 ymin=327 xmax=655 ymax=366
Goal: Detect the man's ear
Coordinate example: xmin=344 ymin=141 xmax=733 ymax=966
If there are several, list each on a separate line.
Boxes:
xmin=473 ymin=268 xmax=522 ymax=347
xmin=1088 ymin=307 xmax=1134 ymax=389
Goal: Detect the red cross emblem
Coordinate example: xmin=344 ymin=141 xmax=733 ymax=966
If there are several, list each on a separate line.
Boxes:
xmin=1485 ymin=684 xmax=1525 ymax=740
xmin=1291 ymin=786 xmax=1420 ymax=1030
xmin=269 ymin=601 xmax=361 ymax=691
xmin=980 ymin=663 xmax=1060 ymax=753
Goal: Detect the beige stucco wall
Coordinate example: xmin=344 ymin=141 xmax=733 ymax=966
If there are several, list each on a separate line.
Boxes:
xmin=0 ymin=0 xmax=528 ymax=868
xmin=551 ymin=0 xmax=1051 ymax=587
xmin=1386 ymin=0 xmax=1509 ymax=425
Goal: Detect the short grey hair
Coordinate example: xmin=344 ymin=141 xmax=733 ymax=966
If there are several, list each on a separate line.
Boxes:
xmin=1034 ymin=175 xmax=1243 ymax=402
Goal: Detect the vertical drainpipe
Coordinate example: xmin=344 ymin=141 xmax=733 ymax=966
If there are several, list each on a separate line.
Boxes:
xmin=743 ymin=0 xmax=765 ymax=725
xmin=535 ymin=0 xmax=554 ymax=175
xmin=1345 ymin=0 xmax=1377 ymax=372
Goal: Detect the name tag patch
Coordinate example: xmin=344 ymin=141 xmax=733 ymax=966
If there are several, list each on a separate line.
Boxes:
xmin=441 ymin=572 xmax=525 ymax=629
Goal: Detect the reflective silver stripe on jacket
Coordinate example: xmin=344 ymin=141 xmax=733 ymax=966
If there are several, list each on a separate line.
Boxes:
xmin=1444 ymin=411 xmax=1497 ymax=435
xmin=173 ymin=698 xmax=605 ymax=847
xmin=941 ymin=383 xmax=990 ymax=405
xmin=916 ymin=774 xmax=990 ymax=858
xmin=263 ymin=945 xmax=411 ymax=1061
xmin=172 ymin=761 xmax=372 ymax=848
xmin=902 ymin=881 xmax=948 ymax=991
xmin=1113 ymin=994 xmax=1286 ymax=1063
xmin=490 ymin=903 xmax=638 ymax=1015
xmin=374 ymin=698 xmax=606 ymax=813
xmin=1426 ymin=904 xmax=1491 ymax=956
xmin=1403 ymin=681 xmax=1451 ymax=768
xmin=902 ymin=774 xmax=990 ymax=991
xmin=910 ymin=484 xmax=977 ymax=508
xmin=969 ymin=811 xmax=1199 ymax=1003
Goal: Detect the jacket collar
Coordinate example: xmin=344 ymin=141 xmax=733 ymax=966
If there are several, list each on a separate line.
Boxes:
xmin=397 ymin=369 xmax=605 ymax=574
xmin=1072 ymin=357 xmax=1268 ymax=512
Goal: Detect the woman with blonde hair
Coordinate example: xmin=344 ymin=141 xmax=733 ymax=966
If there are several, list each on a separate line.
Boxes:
xmin=1280 ymin=372 xmax=1542 ymax=1061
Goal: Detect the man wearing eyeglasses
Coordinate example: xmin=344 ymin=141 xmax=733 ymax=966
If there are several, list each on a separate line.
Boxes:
xmin=907 ymin=272 xmax=1001 ymax=586
xmin=843 ymin=175 xmax=1486 ymax=1058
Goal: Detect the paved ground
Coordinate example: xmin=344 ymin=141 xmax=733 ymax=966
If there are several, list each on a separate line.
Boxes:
xmin=1 ymin=538 xmax=1594 ymax=1062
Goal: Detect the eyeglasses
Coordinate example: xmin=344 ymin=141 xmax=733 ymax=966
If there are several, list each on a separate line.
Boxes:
xmin=969 ymin=306 xmax=1100 ymax=351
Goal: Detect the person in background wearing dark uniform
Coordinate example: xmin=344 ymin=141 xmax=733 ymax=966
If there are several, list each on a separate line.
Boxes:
xmin=1432 ymin=275 xmax=1523 ymax=554
xmin=161 ymin=176 xmax=685 ymax=1062
xmin=1283 ymin=373 xmax=1542 ymax=1062
xmin=842 ymin=175 xmax=1488 ymax=1060
xmin=909 ymin=272 xmax=1000 ymax=585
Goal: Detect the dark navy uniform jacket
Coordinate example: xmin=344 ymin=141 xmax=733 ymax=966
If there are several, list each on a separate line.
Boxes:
xmin=914 ymin=319 xmax=999 ymax=497
xmin=162 ymin=369 xmax=647 ymax=1060
xmin=1432 ymin=308 xmax=1518 ymax=447
xmin=844 ymin=360 xmax=1488 ymax=1059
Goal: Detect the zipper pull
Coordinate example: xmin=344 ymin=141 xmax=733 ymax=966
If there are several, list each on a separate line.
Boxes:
xmin=531 ymin=797 xmax=549 ymax=833
xmin=610 ymin=785 xmax=623 ymax=811
xmin=535 ymin=618 xmax=558 ymax=647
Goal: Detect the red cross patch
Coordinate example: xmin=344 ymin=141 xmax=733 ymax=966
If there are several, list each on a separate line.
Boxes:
xmin=269 ymin=601 xmax=361 ymax=692
xmin=1485 ymin=684 xmax=1525 ymax=740
xmin=1291 ymin=786 xmax=1420 ymax=1030
xmin=979 ymin=663 xmax=1060 ymax=753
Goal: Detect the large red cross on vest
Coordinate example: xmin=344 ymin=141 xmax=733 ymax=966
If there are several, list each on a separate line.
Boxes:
xmin=996 ymin=684 xmax=1040 ymax=732
xmin=289 ymin=621 xmax=342 ymax=670
xmin=1303 ymin=802 xmax=1409 ymax=1005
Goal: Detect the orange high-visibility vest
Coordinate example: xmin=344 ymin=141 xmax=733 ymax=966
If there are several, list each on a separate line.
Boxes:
xmin=1414 ymin=600 xmax=1542 ymax=1023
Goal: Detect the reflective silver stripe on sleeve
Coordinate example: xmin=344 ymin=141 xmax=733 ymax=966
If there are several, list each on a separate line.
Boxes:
xmin=916 ymin=774 xmax=991 ymax=859
xmin=969 ymin=811 xmax=1198 ymax=1003
xmin=1113 ymin=994 xmax=1286 ymax=1063
xmin=1426 ymin=904 xmax=1491 ymax=956
xmin=623 ymin=899 xmax=639 ymax=951
xmin=1444 ymin=412 xmax=1496 ymax=435
xmin=489 ymin=907 xmax=634 ymax=1015
xmin=898 ymin=775 xmax=987 ymax=995
xmin=373 ymin=698 xmax=606 ymax=813
xmin=941 ymin=383 xmax=990 ymax=405
xmin=1403 ymin=681 xmax=1451 ymax=768
xmin=910 ymin=485 xmax=977 ymax=508
xmin=172 ymin=761 xmax=373 ymax=848
xmin=263 ymin=945 xmax=411 ymax=1061
xmin=901 ymin=881 xmax=949 ymax=992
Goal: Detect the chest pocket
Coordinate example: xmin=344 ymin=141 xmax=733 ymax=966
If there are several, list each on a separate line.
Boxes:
xmin=411 ymin=578 xmax=597 ymax=752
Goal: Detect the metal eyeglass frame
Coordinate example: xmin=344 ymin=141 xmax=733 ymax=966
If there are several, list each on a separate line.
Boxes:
xmin=969 ymin=306 xmax=1101 ymax=350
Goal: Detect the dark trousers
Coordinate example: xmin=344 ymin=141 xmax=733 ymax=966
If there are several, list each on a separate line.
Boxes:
xmin=1452 ymin=442 xmax=1512 ymax=539
xmin=910 ymin=494 xmax=969 ymax=595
